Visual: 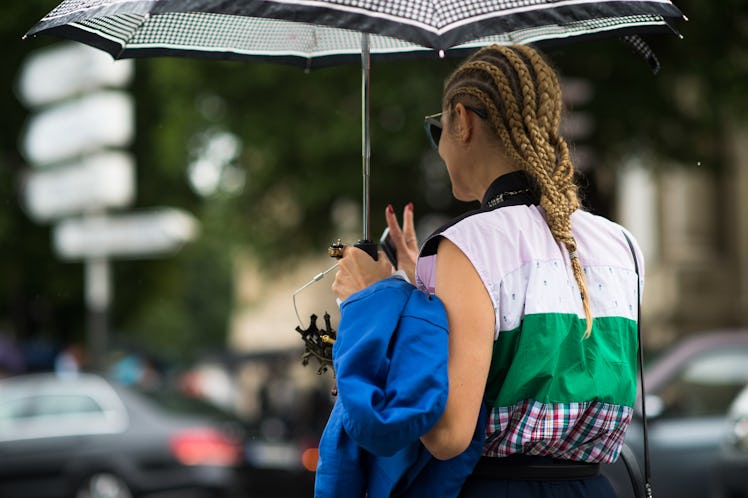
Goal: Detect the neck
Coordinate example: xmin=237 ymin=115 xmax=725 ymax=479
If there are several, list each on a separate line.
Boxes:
xmin=458 ymin=129 xmax=521 ymax=201
xmin=472 ymin=162 xmax=521 ymax=201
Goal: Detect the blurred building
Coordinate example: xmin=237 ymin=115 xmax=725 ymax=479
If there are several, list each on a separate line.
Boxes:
xmin=229 ymin=253 xmax=340 ymax=353
xmin=616 ymin=125 xmax=748 ymax=349
xmin=227 ymin=125 xmax=748 ymax=355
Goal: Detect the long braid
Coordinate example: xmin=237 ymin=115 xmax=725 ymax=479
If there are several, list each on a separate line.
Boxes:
xmin=444 ymin=44 xmax=594 ymax=337
xmin=501 ymin=48 xmax=556 ymax=172
xmin=513 ymin=46 xmax=593 ymax=335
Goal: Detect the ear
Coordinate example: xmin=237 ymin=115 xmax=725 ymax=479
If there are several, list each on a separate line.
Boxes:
xmin=453 ymin=103 xmax=474 ymax=144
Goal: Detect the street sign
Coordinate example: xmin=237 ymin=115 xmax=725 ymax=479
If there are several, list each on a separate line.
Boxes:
xmin=22 ymin=151 xmax=135 ymax=222
xmin=17 ymin=42 xmax=133 ymax=108
xmin=54 ymin=208 xmax=199 ymax=260
xmin=21 ymin=90 xmax=134 ymax=166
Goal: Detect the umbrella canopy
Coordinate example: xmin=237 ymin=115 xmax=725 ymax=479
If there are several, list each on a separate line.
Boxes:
xmin=24 ymin=0 xmax=685 ymax=244
xmin=26 ymin=0 xmax=685 ymax=67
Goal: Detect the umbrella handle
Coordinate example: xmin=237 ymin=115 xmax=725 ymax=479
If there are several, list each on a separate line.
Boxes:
xmin=354 ymin=239 xmax=378 ymax=260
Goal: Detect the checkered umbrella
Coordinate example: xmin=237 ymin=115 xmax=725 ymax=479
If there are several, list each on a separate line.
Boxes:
xmin=25 ymin=0 xmax=685 ymax=244
xmin=26 ymin=0 xmax=685 ymax=67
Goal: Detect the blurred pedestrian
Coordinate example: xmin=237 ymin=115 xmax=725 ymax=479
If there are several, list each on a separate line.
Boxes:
xmin=331 ymin=44 xmax=644 ymax=497
xmin=54 ymin=342 xmax=85 ymax=378
xmin=0 ymin=333 xmax=25 ymax=378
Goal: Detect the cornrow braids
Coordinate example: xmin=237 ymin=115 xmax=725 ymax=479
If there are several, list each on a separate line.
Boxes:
xmin=502 ymin=47 xmax=557 ymax=184
xmin=453 ymin=60 xmax=530 ymax=162
xmin=443 ymin=44 xmax=594 ymax=337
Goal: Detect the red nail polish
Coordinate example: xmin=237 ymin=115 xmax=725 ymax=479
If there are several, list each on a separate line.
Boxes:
xmin=387 ymin=204 xmax=394 ymax=214
xmin=406 ymin=202 xmax=414 ymax=211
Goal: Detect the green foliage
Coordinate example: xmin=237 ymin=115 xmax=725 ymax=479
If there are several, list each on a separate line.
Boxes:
xmin=3 ymin=0 xmax=745 ymax=366
xmin=550 ymin=0 xmax=748 ymax=170
xmin=0 ymin=1 xmax=86 ymax=347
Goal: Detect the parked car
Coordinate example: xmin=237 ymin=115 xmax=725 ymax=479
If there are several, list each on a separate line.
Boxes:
xmin=0 ymin=372 xmax=250 ymax=498
xmin=188 ymin=348 xmax=335 ymax=498
xmin=716 ymin=382 xmax=748 ymax=498
xmin=604 ymin=330 xmax=748 ymax=498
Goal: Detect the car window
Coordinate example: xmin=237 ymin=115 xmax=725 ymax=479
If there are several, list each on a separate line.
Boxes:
xmin=0 ymin=393 xmax=124 ymax=441
xmin=31 ymin=395 xmax=104 ymax=417
xmin=0 ymin=397 xmax=32 ymax=419
xmin=658 ymin=349 xmax=748 ymax=418
xmin=138 ymin=389 xmax=242 ymax=422
xmin=0 ymin=394 xmax=104 ymax=421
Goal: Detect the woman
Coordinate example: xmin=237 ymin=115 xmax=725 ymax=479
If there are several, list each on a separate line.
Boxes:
xmin=332 ymin=44 xmax=643 ymax=498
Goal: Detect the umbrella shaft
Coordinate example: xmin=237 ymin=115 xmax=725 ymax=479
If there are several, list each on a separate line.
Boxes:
xmin=361 ymin=33 xmax=371 ymax=241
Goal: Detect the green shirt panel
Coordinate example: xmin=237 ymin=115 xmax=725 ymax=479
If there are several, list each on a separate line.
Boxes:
xmin=485 ymin=314 xmax=638 ymax=408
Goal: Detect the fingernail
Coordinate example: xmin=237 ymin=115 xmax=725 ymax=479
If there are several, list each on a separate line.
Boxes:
xmin=386 ymin=204 xmax=394 ymax=214
xmin=406 ymin=202 xmax=414 ymax=211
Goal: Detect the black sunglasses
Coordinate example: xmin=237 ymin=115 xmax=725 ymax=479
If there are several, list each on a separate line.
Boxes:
xmin=423 ymin=105 xmax=488 ymax=151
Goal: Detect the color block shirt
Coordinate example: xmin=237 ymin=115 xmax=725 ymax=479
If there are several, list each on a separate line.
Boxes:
xmin=416 ymin=172 xmax=644 ymax=464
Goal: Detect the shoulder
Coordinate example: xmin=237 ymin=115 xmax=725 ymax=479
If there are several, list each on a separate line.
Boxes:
xmin=420 ymin=205 xmax=538 ymax=257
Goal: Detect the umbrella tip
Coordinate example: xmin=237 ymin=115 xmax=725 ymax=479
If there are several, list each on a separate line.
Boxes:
xmin=438 ymin=49 xmax=445 ymax=59
xmin=682 ymin=14 xmax=689 ymax=21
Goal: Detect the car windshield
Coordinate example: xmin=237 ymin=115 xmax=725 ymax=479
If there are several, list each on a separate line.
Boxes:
xmin=136 ymin=388 xmax=243 ymax=422
xmin=658 ymin=348 xmax=748 ymax=418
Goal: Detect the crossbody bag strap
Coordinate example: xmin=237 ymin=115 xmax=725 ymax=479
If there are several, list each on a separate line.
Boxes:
xmin=622 ymin=230 xmax=653 ymax=498
xmin=619 ymin=444 xmax=646 ymax=498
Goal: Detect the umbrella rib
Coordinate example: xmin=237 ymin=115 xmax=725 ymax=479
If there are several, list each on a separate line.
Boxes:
xmin=43 ymin=0 xmax=158 ymax=23
xmin=264 ymin=0 xmax=679 ymax=36
xmin=440 ymin=0 xmax=677 ymax=33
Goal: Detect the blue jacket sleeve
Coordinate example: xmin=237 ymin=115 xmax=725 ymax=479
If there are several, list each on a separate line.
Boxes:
xmin=314 ymin=400 xmax=366 ymax=498
xmin=333 ymin=278 xmax=449 ymax=457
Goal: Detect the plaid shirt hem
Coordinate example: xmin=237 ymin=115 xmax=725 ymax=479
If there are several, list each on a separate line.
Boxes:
xmin=483 ymin=399 xmax=633 ymax=463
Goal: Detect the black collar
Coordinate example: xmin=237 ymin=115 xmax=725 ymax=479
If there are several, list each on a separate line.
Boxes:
xmin=480 ymin=171 xmax=539 ymax=209
xmin=420 ymin=171 xmax=539 ymax=257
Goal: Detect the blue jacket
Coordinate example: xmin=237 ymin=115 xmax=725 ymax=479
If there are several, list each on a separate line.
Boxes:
xmin=315 ymin=277 xmax=486 ymax=498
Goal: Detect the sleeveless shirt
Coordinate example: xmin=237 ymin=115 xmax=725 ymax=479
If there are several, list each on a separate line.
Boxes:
xmin=415 ymin=171 xmax=644 ymax=463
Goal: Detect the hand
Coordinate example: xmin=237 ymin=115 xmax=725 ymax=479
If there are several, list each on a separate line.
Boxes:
xmin=332 ymin=245 xmax=393 ymax=302
xmin=385 ymin=203 xmax=418 ymax=283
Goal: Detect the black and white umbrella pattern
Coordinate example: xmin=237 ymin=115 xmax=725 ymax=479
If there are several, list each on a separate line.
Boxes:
xmin=26 ymin=0 xmax=685 ymax=67
xmin=26 ymin=0 xmax=685 ymax=244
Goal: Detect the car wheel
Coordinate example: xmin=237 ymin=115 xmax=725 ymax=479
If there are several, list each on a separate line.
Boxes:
xmin=75 ymin=473 xmax=133 ymax=498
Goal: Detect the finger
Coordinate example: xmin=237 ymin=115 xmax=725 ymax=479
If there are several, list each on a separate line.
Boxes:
xmin=338 ymin=246 xmax=364 ymax=274
xmin=385 ymin=205 xmax=408 ymax=251
xmin=402 ymin=202 xmax=417 ymax=248
xmin=331 ymin=270 xmax=345 ymax=297
xmin=377 ymin=250 xmax=395 ymax=271
xmin=339 ymin=244 xmax=365 ymax=264
xmin=385 ymin=205 xmax=403 ymax=238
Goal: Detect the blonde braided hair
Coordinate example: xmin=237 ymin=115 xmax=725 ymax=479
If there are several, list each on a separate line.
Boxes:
xmin=443 ymin=44 xmax=594 ymax=337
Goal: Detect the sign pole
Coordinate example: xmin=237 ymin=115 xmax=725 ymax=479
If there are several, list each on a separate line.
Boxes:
xmin=84 ymin=254 xmax=110 ymax=372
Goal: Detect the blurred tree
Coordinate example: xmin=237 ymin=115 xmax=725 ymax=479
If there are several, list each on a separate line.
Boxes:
xmin=3 ymin=0 xmax=743 ymax=366
xmin=551 ymin=0 xmax=747 ymax=171
xmin=0 ymin=1 xmax=85 ymax=360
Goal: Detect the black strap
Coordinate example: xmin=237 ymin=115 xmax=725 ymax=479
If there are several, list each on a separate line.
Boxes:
xmin=622 ymin=231 xmax=654 ymax=498
xmin=619 ymin=443 xmax=646 ymax=498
